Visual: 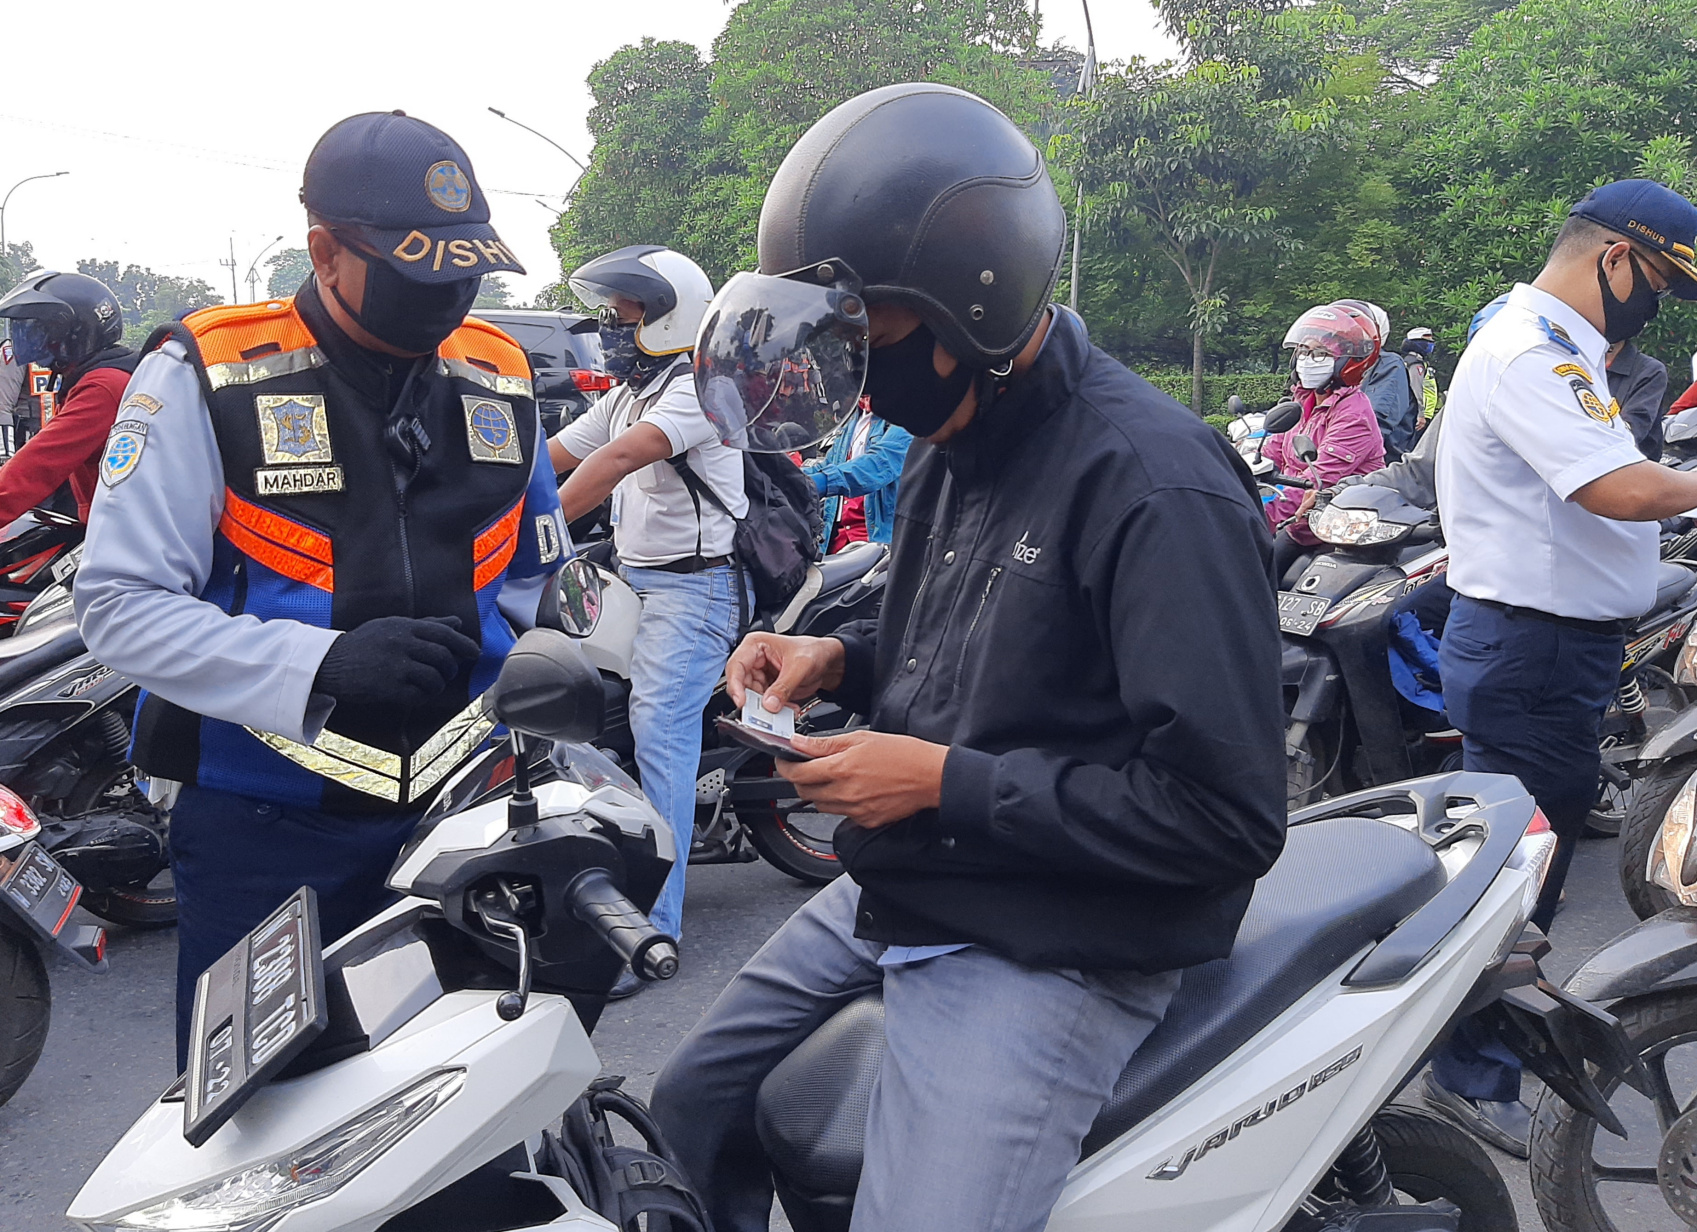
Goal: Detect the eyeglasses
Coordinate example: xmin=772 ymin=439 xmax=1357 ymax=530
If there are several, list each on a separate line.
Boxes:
xmin=1624 ymin=244 xmax=1675 ymax=300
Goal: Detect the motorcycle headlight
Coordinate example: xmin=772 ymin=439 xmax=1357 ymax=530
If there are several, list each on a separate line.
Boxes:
xmin=1650 ymin=769 xmax=1697 ymax=907
xmin=90 ymin=1069 xmax=464 ymax=1232
xmin=1308 ymin=503 xmax=1411 ymax=546
xmin=1676 ymin=625 xmax=1697 ymax=686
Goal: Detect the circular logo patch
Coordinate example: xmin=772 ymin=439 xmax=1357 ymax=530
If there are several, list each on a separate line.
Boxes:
xmin=425 ymin=161 xmax=471 ymax=213
xmin=100 ymin=426 xmax=147 ymax=487
xmin=470 ymin=402 xmax=512 ymax=449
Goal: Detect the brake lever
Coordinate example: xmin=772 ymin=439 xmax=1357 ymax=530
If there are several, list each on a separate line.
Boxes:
xmin=472 ymin=883 xmax=535 ymax=1021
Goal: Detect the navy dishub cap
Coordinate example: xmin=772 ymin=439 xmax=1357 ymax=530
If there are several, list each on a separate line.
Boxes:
xmin=301 ymin=110 xmax=525 ymax=284
xmin=1570 ymin=178 xmax=1697 ymax=300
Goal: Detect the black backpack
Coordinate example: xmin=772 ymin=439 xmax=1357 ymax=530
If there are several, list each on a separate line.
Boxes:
xmin=539 ymin=1075 xmax=712 ymax=1232
xmin=670 ymin=451 xmax=822 ymax=624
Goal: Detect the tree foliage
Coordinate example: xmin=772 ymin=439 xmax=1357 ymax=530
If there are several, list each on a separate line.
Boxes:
xmin=75 ymin=259 xmax=221 ymax=348
xmin=265 ymin=247 xmax=314 ymax=298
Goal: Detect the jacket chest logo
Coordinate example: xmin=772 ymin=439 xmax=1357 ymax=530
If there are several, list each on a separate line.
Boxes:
xmin=464 ymin=396 xmax=523 ymax=464
xmin=1011 ymin=532 xmax=1042 ymax=565
xmin=254 ymin=395 xmax=342 ymax=494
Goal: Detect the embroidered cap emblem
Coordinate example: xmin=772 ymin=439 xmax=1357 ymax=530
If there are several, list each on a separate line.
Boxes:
xmin=463 ymin=396 xmax=522 ymax=464
xmin=100 ymin=420 xmax=149 ymax=487
xmin=256 ymin=395 xmax=333 ymax=465
xmin=425 ymin=160 xmax=472 ymax=213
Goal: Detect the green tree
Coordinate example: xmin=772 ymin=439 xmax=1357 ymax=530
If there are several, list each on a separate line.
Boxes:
xmin=75 ymin=259 xmax=222 ymax=347
xmin=474 ymin=276 xmax=515 ymax=309
xmin=0 ymin=242 xmax=39 ymax=293
xmin=265 ymin=247 xmax=314 ymax=298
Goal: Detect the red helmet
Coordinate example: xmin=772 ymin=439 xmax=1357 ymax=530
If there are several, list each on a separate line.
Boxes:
xmin=1283 ymin=304 xmax=1380 ymax=388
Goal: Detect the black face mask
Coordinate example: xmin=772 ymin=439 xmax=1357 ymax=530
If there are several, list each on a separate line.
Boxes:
xmin=863 ymin=322 xmax=975 ymax=437
xmin=331 ymin=248 xmax=480 ymax=355
xmin=1598 ymin=250 xmax=1662 ymax=344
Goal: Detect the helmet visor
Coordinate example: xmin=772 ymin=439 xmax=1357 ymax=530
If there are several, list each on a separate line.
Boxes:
xmin=6 ymin=319 xmax=59 ymax=367
xmin=1282 ymin=308 xmax=1375 ymax=359
xmin=694 ymin=271 xmax=869 ymax=452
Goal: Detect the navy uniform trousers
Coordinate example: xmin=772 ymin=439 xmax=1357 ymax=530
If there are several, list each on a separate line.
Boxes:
xmin=1431 ymin=595 xmax=1622 ymax=1101
xmin=170 ymin=783 xmax=420 ymax=1070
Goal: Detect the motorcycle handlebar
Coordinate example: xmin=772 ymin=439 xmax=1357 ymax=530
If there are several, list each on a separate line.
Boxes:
xmin=567 ymin=869 xmax=680 ymax=981
xmin=1270 ymin=472 xmax=1316 ymax=489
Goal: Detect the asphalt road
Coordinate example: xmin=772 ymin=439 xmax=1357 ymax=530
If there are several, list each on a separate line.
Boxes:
xmin=0 ymin=832 xmax=1651 ymax=1231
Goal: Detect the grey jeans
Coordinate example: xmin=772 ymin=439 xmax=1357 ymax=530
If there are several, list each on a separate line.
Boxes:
xmin=650 ymin=876 xmax=1180 ymax=1232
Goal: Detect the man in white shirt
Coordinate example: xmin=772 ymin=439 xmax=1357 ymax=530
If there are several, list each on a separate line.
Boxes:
xmin=1424 ymin=179 xmax=1697 ymax=1155
xmin=549 ymin=245 xmax=747 ymax=995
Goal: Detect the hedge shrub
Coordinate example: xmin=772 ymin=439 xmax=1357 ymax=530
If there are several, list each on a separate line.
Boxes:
xmin=1142 ymin=372 xmax=1292 ymax=417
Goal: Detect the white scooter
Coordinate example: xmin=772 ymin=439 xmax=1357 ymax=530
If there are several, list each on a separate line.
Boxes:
xmin=67 ymin=636 xmax=1639 ymax=1231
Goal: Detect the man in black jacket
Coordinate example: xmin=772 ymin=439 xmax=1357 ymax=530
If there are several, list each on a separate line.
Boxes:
xmin=652 ymin=84 xmax=1286 ymax=1232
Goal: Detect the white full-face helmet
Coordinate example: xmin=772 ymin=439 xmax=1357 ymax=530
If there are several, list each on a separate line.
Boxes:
xmin=568 ymin=245 xmax=714 ymax=357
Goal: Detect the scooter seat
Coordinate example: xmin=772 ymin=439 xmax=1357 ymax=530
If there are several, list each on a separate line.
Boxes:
xmin=0 ymin=619 xmax=84 ymax=697
xmin=816 ymin=541 xmax=885 ymax=594
xmin=1646 ymin=562 xmax=1697 ymax=620
xmin=754 ymin=816 xmax=1445 ymax=1208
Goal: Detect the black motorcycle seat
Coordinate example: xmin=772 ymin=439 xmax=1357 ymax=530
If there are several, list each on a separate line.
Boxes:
xmin=1647 ymin=562 xmax=1696 ymax=620
xmin=0 ymin=620 xmax=85 ymax=697
xmin=754 ymin=817 xmax=1445 ymax=1199
xmin=815 ymin=541 xmax=884 ymax=594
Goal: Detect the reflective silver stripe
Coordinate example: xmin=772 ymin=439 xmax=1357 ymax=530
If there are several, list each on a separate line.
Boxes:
xmin=408 ymin=698 xmax=498 ymax=798
xmin=440 ymin=358 xmax=532 ymax=399
xmin=206 ymin=347 xmax=327 ymax=391
xmin=246 ymin=728 xmax=402 ymax=803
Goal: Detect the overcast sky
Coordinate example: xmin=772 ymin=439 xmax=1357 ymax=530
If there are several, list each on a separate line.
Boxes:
xmin=3 ymin=1 xmax=1177 ymax=306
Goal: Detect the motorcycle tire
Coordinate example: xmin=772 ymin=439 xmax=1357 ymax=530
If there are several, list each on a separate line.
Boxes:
xmin=741 ymin=795 xmax=842 ymax=887
xmin=0 ymin=922 xmax=50 ymax=1108
xmin=1618 ymin=753 xmax=1697 ymax=920
xmin=1530 ymin=992 xmax=1697 ymax=1232
xmin=1360 ymin=1105 xmax=1516 ymax=1232
xmin=62 ymin=758 xmax=175 ymax=929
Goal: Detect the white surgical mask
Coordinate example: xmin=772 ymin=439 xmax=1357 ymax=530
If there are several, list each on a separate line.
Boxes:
xmin=1296 ymin=355 xmax=1336 ymax=390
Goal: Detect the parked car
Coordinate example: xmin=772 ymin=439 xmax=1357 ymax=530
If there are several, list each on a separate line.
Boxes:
xmin=474 ymin=308 xmax=610 ymax=436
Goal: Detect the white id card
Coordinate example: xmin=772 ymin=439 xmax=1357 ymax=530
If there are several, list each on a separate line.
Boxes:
xmin=741 ymin=691 xmax=796 ymax=738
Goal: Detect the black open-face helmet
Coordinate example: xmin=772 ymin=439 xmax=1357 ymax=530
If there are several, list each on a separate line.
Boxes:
xmin=695 ymin=83 xmax=1067 ymax=451
xmin=0 ymin=271 xmax=124 ymax=373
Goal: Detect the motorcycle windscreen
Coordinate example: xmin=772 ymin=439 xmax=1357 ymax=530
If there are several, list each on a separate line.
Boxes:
xmin=694 ymin=271 xmax=868 ymax=453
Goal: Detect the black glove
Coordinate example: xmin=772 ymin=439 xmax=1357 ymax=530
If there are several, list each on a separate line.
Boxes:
xmin=313 ymin=616 xmax=481 ymax=709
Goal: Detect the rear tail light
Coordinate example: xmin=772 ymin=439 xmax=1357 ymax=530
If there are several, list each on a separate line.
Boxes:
xmin=1496 ymin=806 xmax=1559 ymax=961
xmin=571 ymin=369 xmax=615 ymax=393
xmin=1525 ymin=807 xmax=1552 ymax=836
xmin=0 ymin=784 xmax=41 ymax=840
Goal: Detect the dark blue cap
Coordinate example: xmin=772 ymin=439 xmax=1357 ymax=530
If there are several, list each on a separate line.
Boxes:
xmin=301 ymin=111 xmax=525 ymax=284
xmin=1570 ymin=179 xmax=1697 ymax=300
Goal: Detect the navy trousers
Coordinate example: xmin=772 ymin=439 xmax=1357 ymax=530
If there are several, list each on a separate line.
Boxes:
xmin=169 ymin=784 xmax=421 ymax=1070
xmin=1430 ymin=596 xmax=1621 ymax=1101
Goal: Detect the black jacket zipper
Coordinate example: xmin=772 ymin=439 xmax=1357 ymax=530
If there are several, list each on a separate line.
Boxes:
xmin=953 ymin=567 xmax=1001 ymax=690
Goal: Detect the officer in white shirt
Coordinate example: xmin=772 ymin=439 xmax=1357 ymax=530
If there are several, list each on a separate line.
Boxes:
xmin=549 ymin=245 xmax=749 ymax=996
xmin=1424 ymin=179 xmax=1697 ymax=1155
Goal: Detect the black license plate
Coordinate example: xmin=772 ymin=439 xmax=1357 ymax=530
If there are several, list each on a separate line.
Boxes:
xmin=184 ymin=885 xmax=326 ymax=1147
xmin=2 ymin=841 xmax=82 ymax=941
xmin=1278 ymin=591 xmax=1331 ymax=636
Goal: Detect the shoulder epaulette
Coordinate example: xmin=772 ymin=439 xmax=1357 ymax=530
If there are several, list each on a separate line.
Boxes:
xmin=1537 ymin=315 xmax=1582 ymax=356
xmin=446 ymin=316 xmax=531 ymax=381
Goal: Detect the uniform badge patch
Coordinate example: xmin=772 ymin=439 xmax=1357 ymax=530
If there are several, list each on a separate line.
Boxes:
xmin=256 ymin=395 xmax=333 ymax=464
xmin=463 ymin=396 xmax=523 ymax=464
xmin=536 ymin=513 xmax=563 ymax=564
xmin=256 ymin=466 xmax=344 ymax=496
xmin=120 ymin=392 xmax=164 ymax=416
xmin=100 ymin=420 xmax=149 ymax=487
xmin=1577 ymin=387 xmax=1620 ymax=424
xmin=1553 ymin=363 xmax=1595 ymax=384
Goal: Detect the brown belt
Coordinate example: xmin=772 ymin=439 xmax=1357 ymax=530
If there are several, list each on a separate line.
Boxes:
xmin=648 ymin=554 xmax=733 ymax=575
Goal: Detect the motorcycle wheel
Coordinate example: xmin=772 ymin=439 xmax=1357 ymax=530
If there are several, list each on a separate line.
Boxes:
xmin=0 ymin=922 xmax=50 ymax=1108
xmin=1619 ymin=754 xmax=1697 ymax=920
xmin=742 ymin=791 xmax=842 ymax=886
xmin=1369 ymin=1105 xmax=1516 ymax=1232
xmin=1530 ymin=992 xmax=1697 ymax=1232
xmin=64 ymin=759 xmax=176 ymax=929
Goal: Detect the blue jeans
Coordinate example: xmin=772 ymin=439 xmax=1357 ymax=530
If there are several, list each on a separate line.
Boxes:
xmin=622 ymin=563 xmax=746 ymax=940
xmin=651 ymin=876 xmax=1179 ymax=1232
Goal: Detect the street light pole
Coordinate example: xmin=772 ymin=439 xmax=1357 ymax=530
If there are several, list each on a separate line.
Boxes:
xmin=1070 ymin=0 xmax=1097 ymax=314
xmin=243 ymin=235 xmax=286 ymax=304
xmin=0 ymin=172 xmax=70 ymax=268
xmin=488 ymin=107 xmax=591 ymax=202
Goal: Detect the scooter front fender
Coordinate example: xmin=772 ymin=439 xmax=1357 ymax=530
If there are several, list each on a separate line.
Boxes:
xmin=1642 ymin=702 xmax=1697 ymax=762
xmin=1565 ymin=906 xmax=1697 ymax=1005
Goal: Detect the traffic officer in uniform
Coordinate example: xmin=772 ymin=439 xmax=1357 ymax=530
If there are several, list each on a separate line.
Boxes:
xmin=1423 ymin=179 xmax=1697 ymax=1154
xmin=74 ymin=111 xmax=569 ymax=1067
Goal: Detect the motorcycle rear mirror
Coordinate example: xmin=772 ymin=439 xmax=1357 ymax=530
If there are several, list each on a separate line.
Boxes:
xmin=1226 ymin=395 xmax=1247 ymax=418
xmin=1293 ymin=433 xmax=1319 ymax=464
xmin=486 ymin=629 xmax=605 ymax=743
xmin=1263 ymin=400 xmax=1303 ymax=435
xmin=537 ymin=559 xmax=604 ymax=639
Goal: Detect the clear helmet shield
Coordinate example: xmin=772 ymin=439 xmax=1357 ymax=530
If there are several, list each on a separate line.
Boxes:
xmin=694 ymin=271 xmax=869 ymax=452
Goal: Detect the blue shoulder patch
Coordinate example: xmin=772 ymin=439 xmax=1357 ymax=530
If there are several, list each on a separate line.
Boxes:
xmin=1537 ymin=315 xmax=1581 ymax=355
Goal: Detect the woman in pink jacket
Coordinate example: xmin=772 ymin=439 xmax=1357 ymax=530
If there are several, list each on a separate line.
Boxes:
xmin=1264 ymin=302 xmax=1388 ymax=583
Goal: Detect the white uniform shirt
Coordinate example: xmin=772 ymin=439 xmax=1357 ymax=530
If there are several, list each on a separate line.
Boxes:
xmin=555 ymin=357 xmax=747 ymax=568
xmin=1435 ymin=282 xmax=1657 ymax=620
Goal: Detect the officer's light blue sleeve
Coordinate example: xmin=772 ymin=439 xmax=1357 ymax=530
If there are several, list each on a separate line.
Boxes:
xmin=1486 ymin=350 xmax=1647 ymax=501
xmin=73 ymin=344 xmax=340 ymax=742
xmin=496 ymin=420 xmax=571 ymax=631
